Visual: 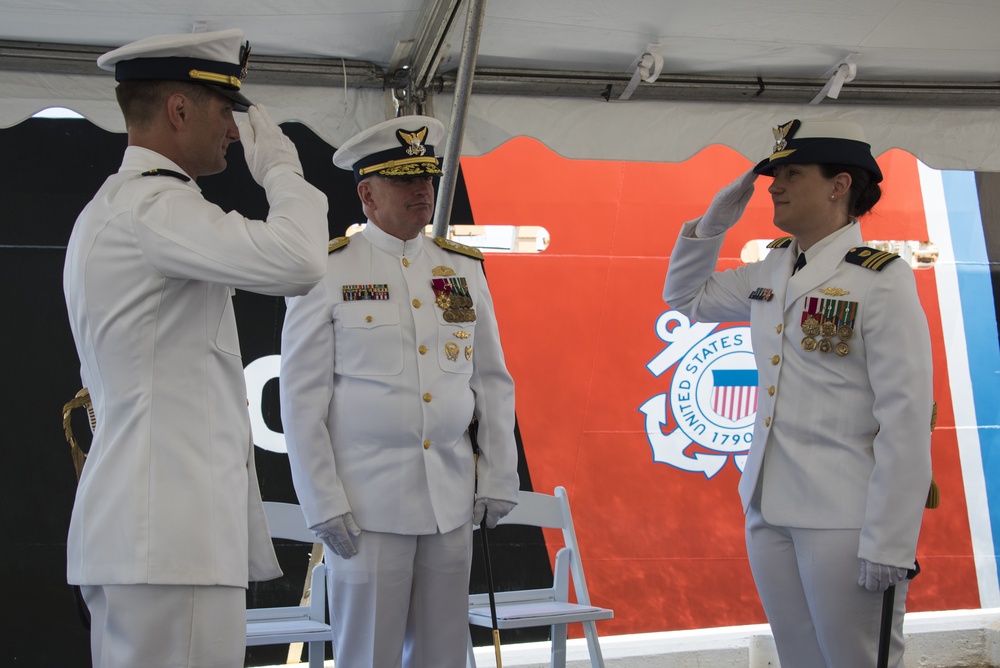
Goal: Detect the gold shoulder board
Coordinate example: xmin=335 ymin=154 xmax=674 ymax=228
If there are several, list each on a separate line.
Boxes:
xmin=845 ymin=246 xmax=900 ymax=271
xmin=766 ymin=236 xmax=794 ymax=249
xmin=434 ymin=237 xmax=484 ymax=261
xmin=328 ymin=236 xmax=350 ymax=253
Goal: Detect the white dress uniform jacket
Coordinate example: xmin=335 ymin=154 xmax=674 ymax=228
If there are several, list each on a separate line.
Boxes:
xmin=663 ymin=220 xmax=932 ymax=568
xmin=64 ymin=146 xmax=328 ymax=586
xmin=280 ymin=222 xmax=519 ymax=534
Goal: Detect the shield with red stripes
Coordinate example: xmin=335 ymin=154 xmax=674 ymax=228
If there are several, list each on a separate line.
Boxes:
xmin=710 ymin=369 xmax=759 ymax=423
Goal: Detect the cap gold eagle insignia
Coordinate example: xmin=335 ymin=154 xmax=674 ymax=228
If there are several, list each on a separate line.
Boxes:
xmin=239 ymin=42 xmax=252 ymax=81
xmin=772 ymin=120 xmax=800 ymax=153
xmin=397 ymin=127 xmax=429 ymax=157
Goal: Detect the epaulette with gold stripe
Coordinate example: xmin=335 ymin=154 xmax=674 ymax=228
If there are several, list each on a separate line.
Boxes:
xmin=766 ymin=236 xmax=794 ymax=249
xmin=328 ymin=236 xmax=350 ymax=253
xmin=434 ymin=237 xmax=484 ymax=261
xmin=845 ymin=246 xmax=900 ymax=271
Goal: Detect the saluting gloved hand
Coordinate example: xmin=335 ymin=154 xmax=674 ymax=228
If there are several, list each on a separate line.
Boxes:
xmin=473 ymin=497 xmax=517 ymax=529
xmin=694 ymin=168 xmax=758 ymax=238
xmin=238 ymin=104 xmax=304 ymax=185
xmin=311 ymin=512 xmax=361 ymax=560
xmin=858 ymin=558 xmax=909 ymax=592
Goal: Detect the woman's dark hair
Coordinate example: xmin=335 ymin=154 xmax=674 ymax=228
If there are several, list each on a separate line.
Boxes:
xmin=820 ymin=163 xmax=882 ymax=217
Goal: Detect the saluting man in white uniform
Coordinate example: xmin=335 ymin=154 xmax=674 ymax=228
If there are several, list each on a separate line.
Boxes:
xmin=63 ymin=29 xmax=329 ymax=668
xmin=280 ymin=116 xmax=520 ymax=668
xmin=662 ymin=119 xmax=933 ymax=667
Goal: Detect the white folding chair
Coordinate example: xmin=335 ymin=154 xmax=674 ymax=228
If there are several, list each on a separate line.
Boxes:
xmin=246 ymin=502 xmax=332 ymax=668
xmin=467 ymin=486 xmax=613 ymax=668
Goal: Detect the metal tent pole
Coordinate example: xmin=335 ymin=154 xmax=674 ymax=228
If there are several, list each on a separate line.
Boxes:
xmin=431 ymin=0 xmax=487 ymax=239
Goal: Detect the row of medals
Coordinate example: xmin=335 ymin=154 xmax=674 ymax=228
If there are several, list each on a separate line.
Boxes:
xmin=801 ymin=315 xmax=852 ymax=356
xmin=436 ymin=293 xmax=477 ymax=323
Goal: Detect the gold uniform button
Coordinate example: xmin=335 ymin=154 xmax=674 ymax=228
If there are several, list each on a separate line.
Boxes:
xmin=768 ymin=386 xmax=775 ymax=396
xmin=412 ymin=299 xmax=421 ymax=308
xmin=423 ymin=439 xmax=431 ymax=450
xmin=765 ymin=417 xmax=771 ymax=427
xmin=365 ymin=315 xmax=373 ymax=323
xmin=423 ymin=392 xmax=432 ymax=403
xmin=402 ymin=258 xmax=410 ymax=267
xmin=418 ymin=345 xmax=427 ymax=354
xmin=776 ymin=324 xmax=783 ymax=334
xmin=771 ymin=354 xmax=780 ymax=365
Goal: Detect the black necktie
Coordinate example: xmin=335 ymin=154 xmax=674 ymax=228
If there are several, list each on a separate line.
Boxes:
xmin=792 ymin=252 xmax=807 ymax=275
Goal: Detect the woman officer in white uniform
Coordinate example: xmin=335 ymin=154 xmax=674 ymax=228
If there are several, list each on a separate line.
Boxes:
xmin=662 ymin=119 xmax=933 ymax=667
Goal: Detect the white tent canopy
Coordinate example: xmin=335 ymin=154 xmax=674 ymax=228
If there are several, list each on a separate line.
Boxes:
xmin=2 ymin=0 xmax=999 ymax=170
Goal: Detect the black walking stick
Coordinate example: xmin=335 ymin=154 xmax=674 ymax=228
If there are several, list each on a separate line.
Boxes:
xmin=877 ymin=561 xmax=920 ymax=668
xmin=877 ymin=585 xmax=895 ymax=668
xmin=470 ymin=416 xmax=503 ymax=666
xmin=480 ymin=518 xmax=503 ymax=667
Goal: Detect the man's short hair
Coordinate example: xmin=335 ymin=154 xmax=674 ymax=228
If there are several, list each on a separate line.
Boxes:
xmin=115 ymin=79 xmax=208 ymax=129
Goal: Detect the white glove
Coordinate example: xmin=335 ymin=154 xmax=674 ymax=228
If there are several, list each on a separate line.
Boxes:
xmin=238 ymin=104 xmax=303 ymax=185
xmin=858 ymin=558 xmax=909 ymax=592
xmin=311 ymin=512 xmax=361 ymax=560
xmin=694 ymin=168 xmax=757 ymax=238
xmin=473 ymin=497 xmax=517 ymax=529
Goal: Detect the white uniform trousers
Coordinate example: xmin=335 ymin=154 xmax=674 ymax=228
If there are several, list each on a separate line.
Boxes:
xmin=327 ymin=522 xmax=473 ymax=668
xmin=745 ymin=500 xmax=907 ymax=668
xmin=82 ymin=583 xmax=246 ymax=668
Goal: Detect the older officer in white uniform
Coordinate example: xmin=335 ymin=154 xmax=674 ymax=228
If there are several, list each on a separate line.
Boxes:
xmin=280 ymin=115 xmax=519 ymax=668
xmin=662 ymin=119 xmax=932 ymax=667
xmin=63 ymin=29 xmax=328 ymax=668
